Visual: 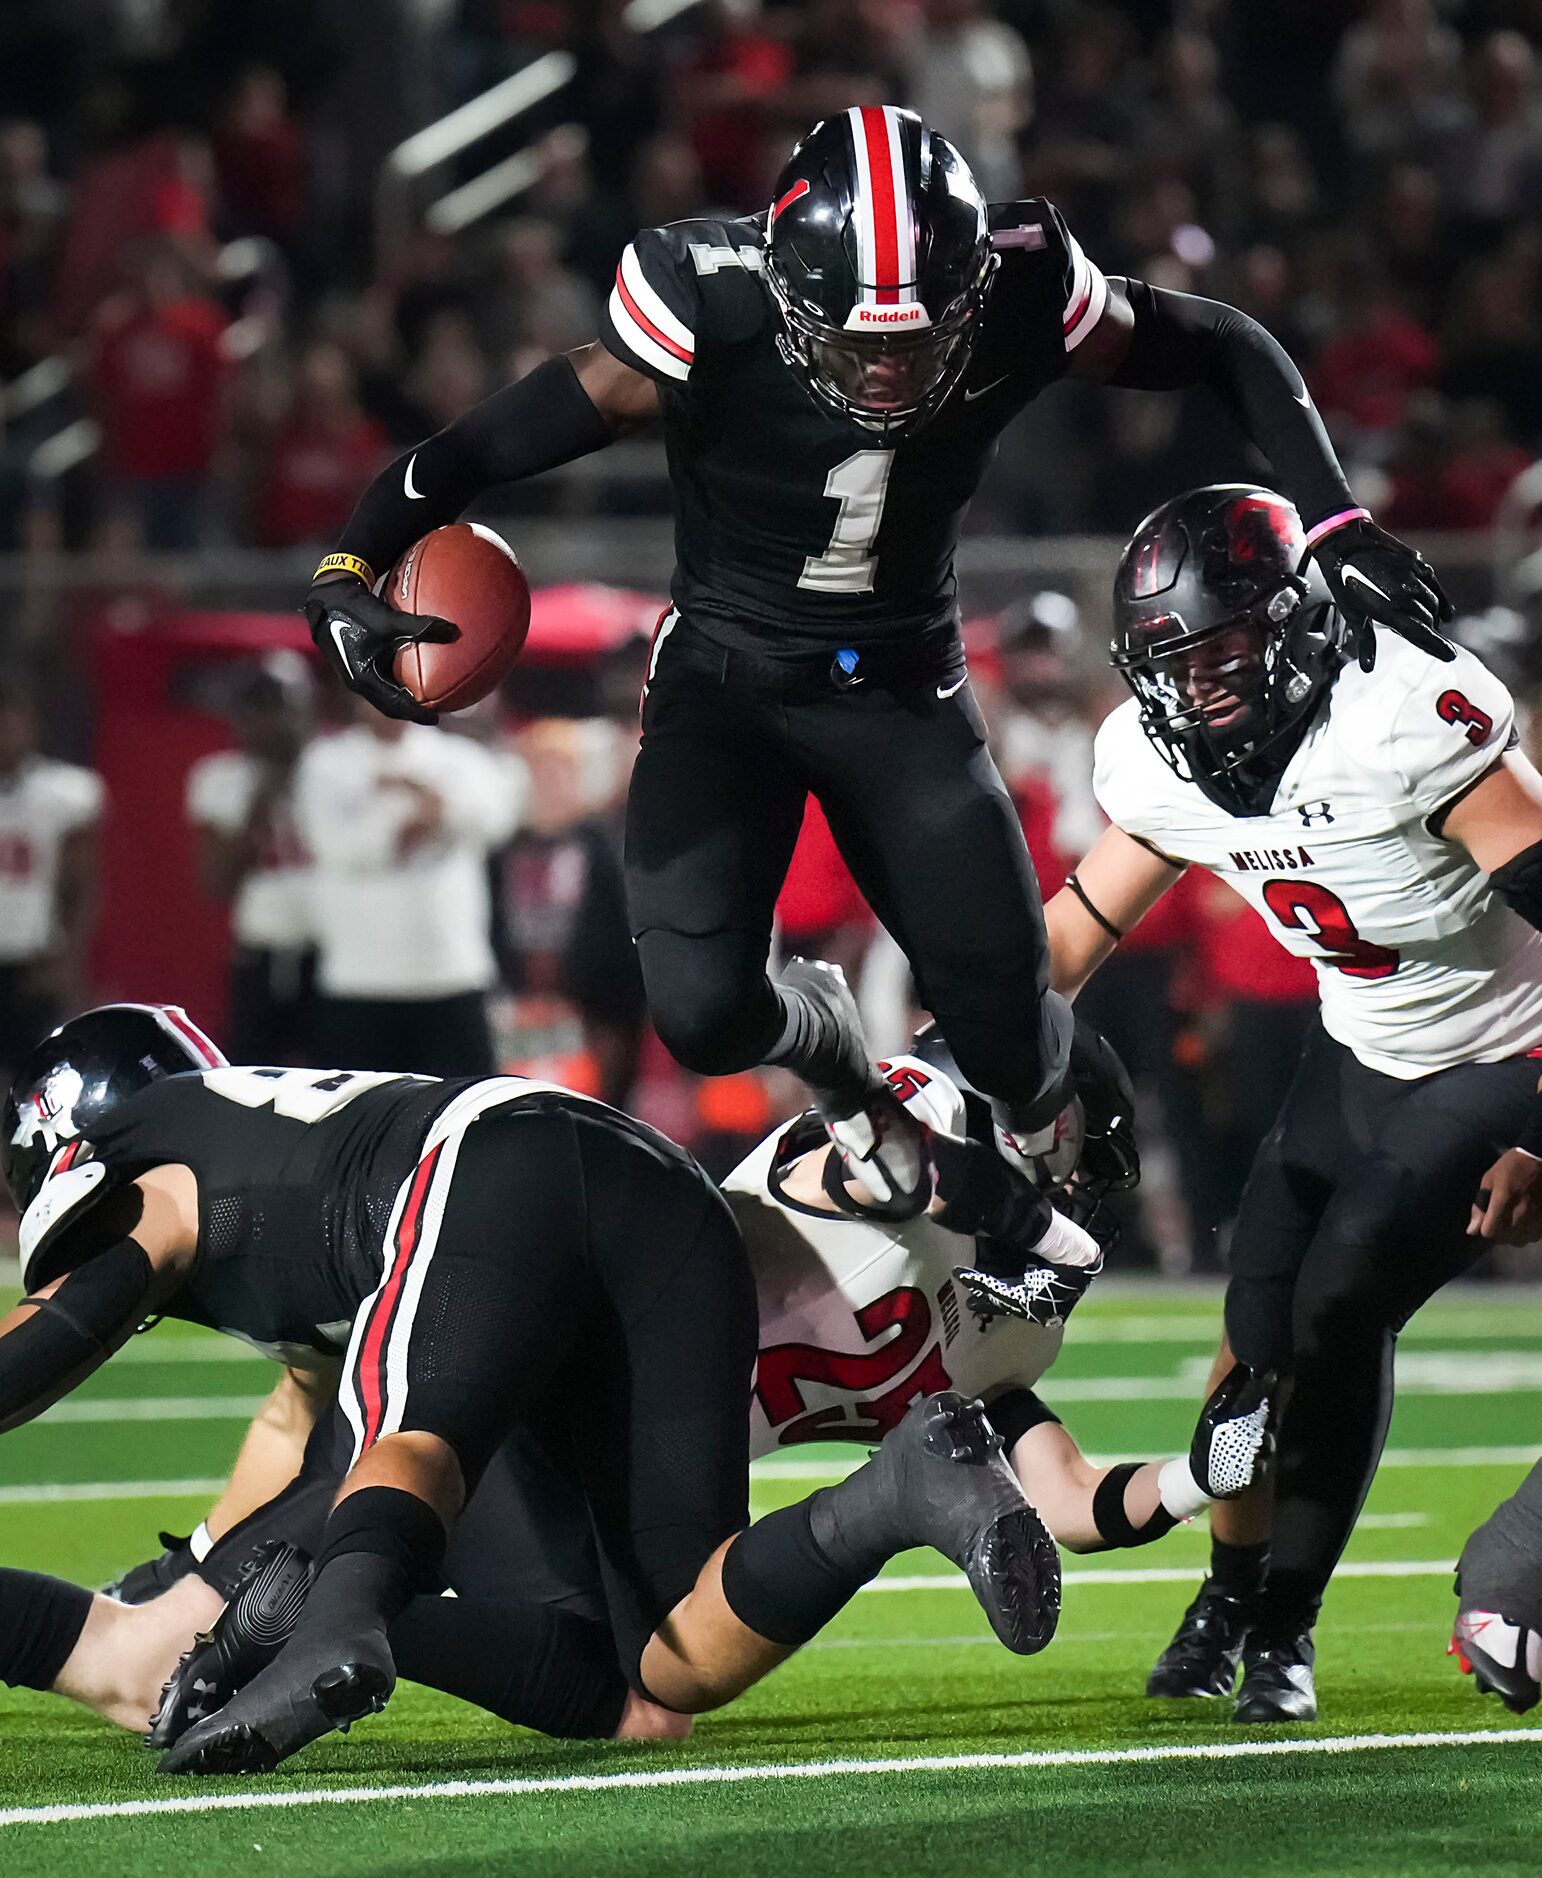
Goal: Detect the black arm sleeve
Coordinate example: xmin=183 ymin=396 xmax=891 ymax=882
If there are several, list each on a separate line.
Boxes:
xmin=334 ymin=356 xmax=615 ymax=582
xmin=0 ymin=1240 xmax=152 ymax=1433
xmin=1109 ymin=280 xmax=1354 ymax=532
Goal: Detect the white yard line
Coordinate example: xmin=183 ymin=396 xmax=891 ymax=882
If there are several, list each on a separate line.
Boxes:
xmin=752 ymin=1444 xmax=1537 ymax=1482
xmin=35 ymin=1397 xmax=269 ymax=1424
xmin=0 ymin=1453 xmax=1523 ymax=1504
xmin=2 ymin=1728 xmax=1535 ymax=1830
xmin=809 ymin=1620 xmax=1430 ymax=1652
xmin=1071 ymin=1313 xmax=1542 ymax=1345
xmin=863 ymin=1560 xmax=1459 ymax=1594
xmin=0 ymin=1478 xmax=227 ymax=1505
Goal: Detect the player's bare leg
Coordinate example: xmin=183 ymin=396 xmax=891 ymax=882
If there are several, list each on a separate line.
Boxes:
xmin=56 ymin=1578 xmax=226 ymax=1730
xmin=162 ymin=1431 xmax=463 ymax=1774
xmin=640 ymin=1390 xmax=1060 ymax=1718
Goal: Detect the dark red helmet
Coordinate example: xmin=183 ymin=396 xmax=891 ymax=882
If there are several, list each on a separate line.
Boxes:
xmin=1111 ymin=484 xmax=1348 ymax=815
xmin=764 ymin=107 xmax=995 ymax=440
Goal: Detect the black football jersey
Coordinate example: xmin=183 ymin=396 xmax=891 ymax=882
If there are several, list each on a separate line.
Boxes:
xmin=599 ymin=199 xmax=1109 ymax=658
xmin=77 ymin=1068 xmax=456 ymax=1360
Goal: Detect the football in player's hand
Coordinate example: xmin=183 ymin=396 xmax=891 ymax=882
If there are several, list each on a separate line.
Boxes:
xmin=385 ymin=522 xmax=531 ymax=713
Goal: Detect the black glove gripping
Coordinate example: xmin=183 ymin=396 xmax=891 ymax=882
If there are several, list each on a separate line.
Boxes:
xmin=1306 ymin=516 xmax=1455 ymax=670
xmin=303 ymin=576 xmax=457 ymax=726
xmin=1189 ymin=1362 xmax=1277 ymax=1499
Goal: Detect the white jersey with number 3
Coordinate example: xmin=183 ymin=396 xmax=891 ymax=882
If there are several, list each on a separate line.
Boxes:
xmin=724 ymin=1057 xmax=1064 ymax=1459
xmin=1093 ymin=636 xmax=1542 ymax=1078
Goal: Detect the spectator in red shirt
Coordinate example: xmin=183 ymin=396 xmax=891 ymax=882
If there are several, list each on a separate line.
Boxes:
xmin=1311 ymin=268 xmax=1438 ymax=446
xmin=89 ymin=240 xmax=231 ymax=550
xmin=214 ymin=66 xmax=310 ymax=249
xmin=258 ymin=342 xmax=389 ymax=548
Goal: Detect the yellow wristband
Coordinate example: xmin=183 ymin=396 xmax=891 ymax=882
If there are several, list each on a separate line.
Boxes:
xmin=313 ymin=552 xmax=375 ymax=586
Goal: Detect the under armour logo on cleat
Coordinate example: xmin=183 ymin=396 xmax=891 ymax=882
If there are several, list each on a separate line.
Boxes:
xmin=1298 ymin=801 xmax=1334 ymax=826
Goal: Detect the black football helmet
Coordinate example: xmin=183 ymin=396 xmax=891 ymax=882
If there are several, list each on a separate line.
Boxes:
xmin=4 ymin=1004 xmax=225 ymax=1281
xmin=763 ymin=106 xmax=995 ymax=440
xmin=1111 ymin=485 xmax=1349 ymax=817
xmin=911 ymin=1015 xmax=1139 ymax=1201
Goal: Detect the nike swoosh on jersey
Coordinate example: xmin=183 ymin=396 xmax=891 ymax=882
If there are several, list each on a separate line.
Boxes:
xmin=936 ymin=674 xmax=968 ymax=700
xmin=963 ymin=376 xmax=1008 ymax=403
xmin=403 ymin=452 xmax=425 ymax=499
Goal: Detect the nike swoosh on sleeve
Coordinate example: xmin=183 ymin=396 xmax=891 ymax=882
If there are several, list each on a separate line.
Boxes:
xmin=403 ymin=453 xmax=425 ymax=499
xmin=936 ymin=674 xmax=968 ymax=700
xmin=963 ymin=376 xmax=1008 ymax=403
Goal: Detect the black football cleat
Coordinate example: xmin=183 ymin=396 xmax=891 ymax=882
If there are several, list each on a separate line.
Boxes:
xmin=781 ymin=957 xmax=931 ymax=1219
xmin=147 ymin=1540 xmax=314 ymax=1751
xmin=158 ymin=1615 xmax=394 ymax=1775
xmin=1146 ymin=1581 xmax=1249 ymax=1699
xmin=1233 ymin=1622 xmax=1317 ymax=1723
xmin=853 ymin=1390 xmax=1061 ymax=1655
xmin=1450 ymin=1608 xmax=1542 ymax=1715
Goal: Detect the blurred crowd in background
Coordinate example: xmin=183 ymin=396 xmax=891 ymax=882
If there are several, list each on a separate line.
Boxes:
xmin=7 ymin=0 xmax=1542 ymax=1275
xmin=9 ymin=1 xmax=1542 ymax=546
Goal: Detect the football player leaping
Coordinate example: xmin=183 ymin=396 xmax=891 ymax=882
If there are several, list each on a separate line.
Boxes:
xmin=1043 ymin=482 xmax=1542 ymax=1725
xmin=0 ymin=1021 xmax=1272 ymax=1755
xmin=304 ymin=106 xmax=1450 ymax=1235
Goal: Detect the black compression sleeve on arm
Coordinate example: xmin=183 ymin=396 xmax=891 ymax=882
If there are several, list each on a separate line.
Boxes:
xmin=333 ymin=355 xmax=615 ymax=581
xmin=1109 ymin=280 xmax=1354 ymax=531
xmin=0 ymin=1240 xmax=152 ymax=1432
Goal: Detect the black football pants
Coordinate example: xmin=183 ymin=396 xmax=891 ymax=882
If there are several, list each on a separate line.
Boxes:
xmin=626 ymin=620 xmax=1068 ymax=1115
xmin=1223 ymin=1022 xmax=1539 ymax=1625
xmin=332 ymin=1096 xmax=755 ymax=1680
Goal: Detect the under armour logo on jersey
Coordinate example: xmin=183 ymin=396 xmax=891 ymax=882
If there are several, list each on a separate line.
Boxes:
xmin=1298 ymin=801 xmax=1335 ymax=826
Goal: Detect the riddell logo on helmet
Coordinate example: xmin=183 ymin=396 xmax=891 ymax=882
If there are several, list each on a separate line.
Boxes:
xmin=844 ymin=304 xmax=931 ymax=329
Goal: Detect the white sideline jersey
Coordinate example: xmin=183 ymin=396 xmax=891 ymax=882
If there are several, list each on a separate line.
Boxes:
xmin=1093 ymin=636 xmax=1542 ymax=1079
xmin=0 ymin=757 xmax=103 ymax=963
xmin=724 ymin=1057 xmax=1065 ymax=1458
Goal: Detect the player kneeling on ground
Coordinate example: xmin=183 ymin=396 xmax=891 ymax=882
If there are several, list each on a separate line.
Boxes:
xmin=1449 ymin=1458 xmax=1542 ymax=1716
xmin=1047 ymin=483 xmax=1542 ymax=1724
xmin=0 ymin=1018 xmax=1273 ymax=1754
xmin=0 ymin=1003 xmax=1068 ymax=1774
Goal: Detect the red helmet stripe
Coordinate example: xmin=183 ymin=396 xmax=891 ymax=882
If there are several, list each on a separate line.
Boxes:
xmin=847 ymin=106 xmax=917 ymax=307
xmin=769 ymin=177 xmax=809 ymax=231
xmin=860 ymin=108 xmax=902 ymax=302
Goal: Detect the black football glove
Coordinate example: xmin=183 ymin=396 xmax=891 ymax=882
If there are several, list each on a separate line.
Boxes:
xmin=952 ymin=1250 xmax=1102 ymax=1330
xmin=1307 ymin=516 xmax=1455 ymax=671
xmin=103 ymin=1530 xmax=198 ymax=1605
xmin=1188 ymin=1361 xmax=1277 ymax=1500
xmin=304 ymin=575 xmax=456 ymax=725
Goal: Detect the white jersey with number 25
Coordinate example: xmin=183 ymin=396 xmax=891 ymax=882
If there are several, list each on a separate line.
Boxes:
xmin=1093 ymin=635 xmax=1542 ymax=1078
xmin=724 ymin=1056 xmax=1064 ymax=1459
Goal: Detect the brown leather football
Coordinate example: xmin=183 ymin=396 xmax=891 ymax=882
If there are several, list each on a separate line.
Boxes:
xmin=386 ymin=522 xmax=531 ymax=712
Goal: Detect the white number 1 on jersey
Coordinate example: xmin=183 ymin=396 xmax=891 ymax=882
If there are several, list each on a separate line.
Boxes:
xmin=799 ymin=450 xmax=894 ymax=595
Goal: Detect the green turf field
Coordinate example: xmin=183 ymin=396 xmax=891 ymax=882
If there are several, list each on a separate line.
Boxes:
xmin=1 ymin=1279 xmax=1538 ymax=1877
